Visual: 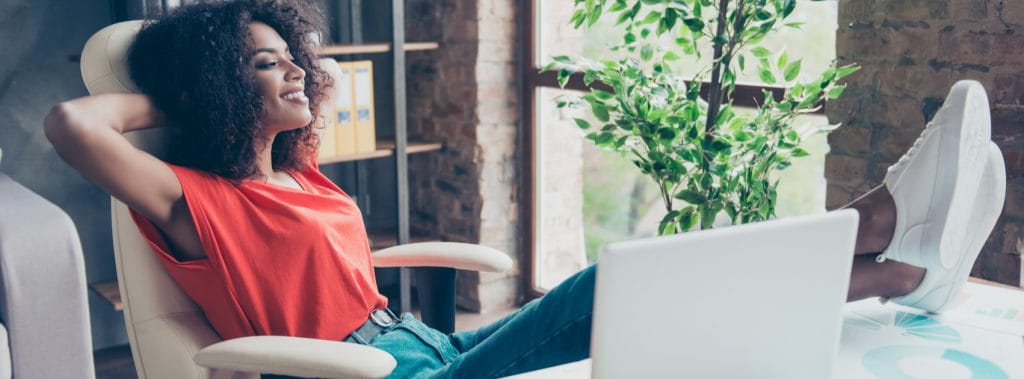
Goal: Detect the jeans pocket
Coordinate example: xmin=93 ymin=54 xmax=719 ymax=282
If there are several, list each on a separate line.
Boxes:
xmin=390 ymin=315 xmax=460 ymax=364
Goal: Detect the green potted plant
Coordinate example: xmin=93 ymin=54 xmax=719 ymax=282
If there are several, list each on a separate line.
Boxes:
xmin=544 ymin=0 xmax=858 ymax=234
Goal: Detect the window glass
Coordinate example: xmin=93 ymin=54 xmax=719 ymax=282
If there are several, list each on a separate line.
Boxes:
xmin=534 ymin=0 xmax=837 ymax=290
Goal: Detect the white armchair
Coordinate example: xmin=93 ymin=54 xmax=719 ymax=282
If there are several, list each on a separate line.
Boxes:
xmin=85 ymin=21 xmax=512 ymax=379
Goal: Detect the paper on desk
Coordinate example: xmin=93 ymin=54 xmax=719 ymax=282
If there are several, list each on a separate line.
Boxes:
xmin=834 ymin=297 xmax=1024 ymax=379
xmin=911 ymin=282 xmax=1024 ymax=336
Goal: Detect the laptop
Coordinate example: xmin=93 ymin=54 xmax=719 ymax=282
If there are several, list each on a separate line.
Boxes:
xmin=591 ymin=209 xmax=859 ymax=378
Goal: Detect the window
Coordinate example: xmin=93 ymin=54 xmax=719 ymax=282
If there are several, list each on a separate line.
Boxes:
xmin=522 ymin=0 xmax=839 ymax=294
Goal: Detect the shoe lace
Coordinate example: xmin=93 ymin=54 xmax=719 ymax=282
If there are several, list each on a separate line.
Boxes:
xmin=887 ymin=121 xmax=937 ymax=176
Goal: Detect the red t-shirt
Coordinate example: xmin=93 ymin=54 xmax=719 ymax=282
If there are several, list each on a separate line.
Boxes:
xmin=129 ymin=161 xmax=388 ymax=341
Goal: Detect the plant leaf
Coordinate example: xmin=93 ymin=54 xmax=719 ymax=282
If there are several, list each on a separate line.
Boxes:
xmin=557 ymin=68 xmax=573 ymax=87
xmin=574 ymin=118 xmax=591 ymax=129
xmin=783 ymin=59 xmax=802 ymax=81
xmin=593 ymin=89 xmax=615 ymax=100
xmin=827 ymin=84 xmax=847 ymax=99
xmin=593 ymin=104 xmax=610 ymax=121
xmin=679 ymin=207 xmax=698 ymax=231
xmin=835 ymin=64 xmax=860 ymax=80
xmin=641 ymin=10 xmax=662 ymax=24
xmin=641 ymin=44 xmax=655 ymax=61
xmin=751 ymin=46 xmax=771 ymax=58
xmin=758 ymin=68 xmax=777 ymax=84
xmin=683 ymin=18 xmax=705 ymax=32
xmin=675 ymin=190 xmax=707 ymax=204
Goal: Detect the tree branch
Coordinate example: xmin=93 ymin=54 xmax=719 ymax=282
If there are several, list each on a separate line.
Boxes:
xmin=703 ymin=0 xmax=732 ymax=145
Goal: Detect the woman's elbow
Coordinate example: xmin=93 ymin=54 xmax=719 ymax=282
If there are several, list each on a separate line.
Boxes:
xmin=44 ymin=102 xmax=85 ymax=145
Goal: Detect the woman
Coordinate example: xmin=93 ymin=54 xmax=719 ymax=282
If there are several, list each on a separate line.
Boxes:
xmin=44 ymin=0 xmax=1000 ymax=377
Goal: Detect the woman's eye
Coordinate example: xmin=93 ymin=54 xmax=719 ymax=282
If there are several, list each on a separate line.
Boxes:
xmin=256 ymin=61 xmax=278 ymax=70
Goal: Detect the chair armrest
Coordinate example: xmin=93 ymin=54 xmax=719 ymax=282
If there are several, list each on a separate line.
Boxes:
xmin=372 ymin=242 xmax=513 ymax=272
xmin=194 ymin=336 xmax=396 ymax=379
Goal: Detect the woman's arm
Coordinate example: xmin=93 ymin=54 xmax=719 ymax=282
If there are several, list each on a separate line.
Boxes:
xmin=44 ymin=94 xmax=191 ymax=239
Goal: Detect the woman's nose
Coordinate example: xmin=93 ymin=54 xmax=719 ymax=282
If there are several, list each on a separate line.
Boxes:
xmin=285 ymin=60 xmax=305 ymax=82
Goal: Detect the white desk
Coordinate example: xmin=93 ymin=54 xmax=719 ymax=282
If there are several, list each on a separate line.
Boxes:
xmin=509 ymin=281 xmax=1024 ymax=378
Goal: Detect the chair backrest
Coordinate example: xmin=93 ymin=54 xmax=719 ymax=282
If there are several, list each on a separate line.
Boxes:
xmin=81 ymin=21 xmax=256 ymax=379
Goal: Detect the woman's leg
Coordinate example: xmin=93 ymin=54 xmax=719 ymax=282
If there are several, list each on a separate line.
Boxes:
xmin=438 ymin=265 xmax=596 ymax=378
xmin=840 ymin=185 xmax=899 ymax=255
xmin=837 ymin=185 xmax=927 ymax=301
xmin=847 ymin=254 xmax=924 ymax=301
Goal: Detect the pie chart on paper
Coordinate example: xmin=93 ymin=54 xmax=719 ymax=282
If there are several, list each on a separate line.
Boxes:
xmin=862 ymin=345 xmax=1008 ymax=379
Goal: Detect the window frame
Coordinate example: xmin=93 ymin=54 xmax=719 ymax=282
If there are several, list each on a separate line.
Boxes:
xmin=517 ymin=0 xmax=823 ymax=299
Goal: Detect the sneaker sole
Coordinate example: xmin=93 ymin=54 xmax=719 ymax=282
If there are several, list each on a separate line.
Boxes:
xmin=900 ymin=142 xmax=1005 ymax=312
xmin=920 ymin=80 xmax=991 ymax=273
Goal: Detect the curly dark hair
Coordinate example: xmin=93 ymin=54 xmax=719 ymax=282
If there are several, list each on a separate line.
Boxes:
xmin=127 ymin=0 xmax=328 ymax=180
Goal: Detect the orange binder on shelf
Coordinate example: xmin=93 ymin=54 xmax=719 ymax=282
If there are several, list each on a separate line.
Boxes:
xmin=352 ymin=60 xmax=376 ymax=153
xmin=334 ymin=61 xmax=357 ymax=156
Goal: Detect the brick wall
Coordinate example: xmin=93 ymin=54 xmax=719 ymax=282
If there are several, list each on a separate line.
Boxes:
xmin=404 ymin=0 xmax=521 ymax=312
xmin=829 ymin=0 xmax=1023 ymax=286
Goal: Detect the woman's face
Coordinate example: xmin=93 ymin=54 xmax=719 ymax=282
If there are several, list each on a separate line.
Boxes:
xmin=249 ymin=22 xmax=313 ymax=133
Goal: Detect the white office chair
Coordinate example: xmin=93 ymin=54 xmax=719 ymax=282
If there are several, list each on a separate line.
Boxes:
xmin=83 ymin=21 xmax=513 ymax=379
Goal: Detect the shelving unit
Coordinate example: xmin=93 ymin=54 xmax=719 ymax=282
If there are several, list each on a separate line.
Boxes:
xmin=316 ymin=140 xmax=441 ymax=165
xmin=318 ymin=42 xmax=439 ymax=56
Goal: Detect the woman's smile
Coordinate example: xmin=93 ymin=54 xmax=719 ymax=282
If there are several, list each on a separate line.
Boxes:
xmin=280 ymin=88 xmax=308 ymax=105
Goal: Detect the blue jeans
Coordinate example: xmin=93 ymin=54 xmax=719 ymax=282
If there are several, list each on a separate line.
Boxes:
xmin=364 ymin=264 xmax=596 ymax=378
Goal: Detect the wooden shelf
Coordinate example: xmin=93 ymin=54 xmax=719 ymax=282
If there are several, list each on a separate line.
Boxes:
xmin=90 ymin=281 xmax=123 ymax=311
xmin=317 ymin=140 xmax=442 ymax=166
xmin=318 ymin=42 xmax=439 ymax=57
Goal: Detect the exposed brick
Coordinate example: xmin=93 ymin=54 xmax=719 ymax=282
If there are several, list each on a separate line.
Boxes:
xmin=1000 ymin=222 xmax=1023 ymax=256
xmin=929 ymin=0 xmax=951 ymax=18
xmin=827 ymin=126 xmax=873 ymax=155
xmin=1005 ymin=179 xmax=1024 ymax=219
xmin=969 ymin=0 xmax=990 ymax=20
xmin=975 ymin=252 xmax=1023 ymax=287
xmin=478 ymin=19 xmax=515 ymax=42
xmin=1002 ymin=148 xmax=1024 ymax=178
xmin=479 ymin=0 xmax=514 ymax=21
xmin=406 ymin=0 xmax=521 ymax=311
xmin=990 ymin=74 xmax=1024 ymax=105
xmin=878 ymin=129 xmax=922 ymax=161
xmin=838 ymin=0 xmax=880 ymax=25
xmin=475 ymin=62 xmax=516 ymax=84
xmin=825 ymin=154 xmax=869 ymax=187
xmin=825 ymin=183 xmax=855 ymax=210
xmin=992 ymin=104 xmax=1024 ymax=140
xmin=883 ymin=0 xmax=932 ymax=20
xmin=439 ymin=62 xmax=475 ymax=84
xmin=835 ymin=0 xmax=1024 ymax=284
xmin=478 ymin=40 xmax=515 ymax=63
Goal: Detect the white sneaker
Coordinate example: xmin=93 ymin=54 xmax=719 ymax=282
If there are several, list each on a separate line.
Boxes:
xmin=891 ymin=142 xmax=1005 ymax=312
xmin=878 ymin=80 xmax=991 ymax=271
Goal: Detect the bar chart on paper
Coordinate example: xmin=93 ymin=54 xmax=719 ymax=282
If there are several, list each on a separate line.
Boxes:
xmin=834 ymin=283 xmax=1024 ymax=379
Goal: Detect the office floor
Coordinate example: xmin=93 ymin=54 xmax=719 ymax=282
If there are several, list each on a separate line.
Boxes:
xmin=94 ymin=306 xmax=519 ymax=378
